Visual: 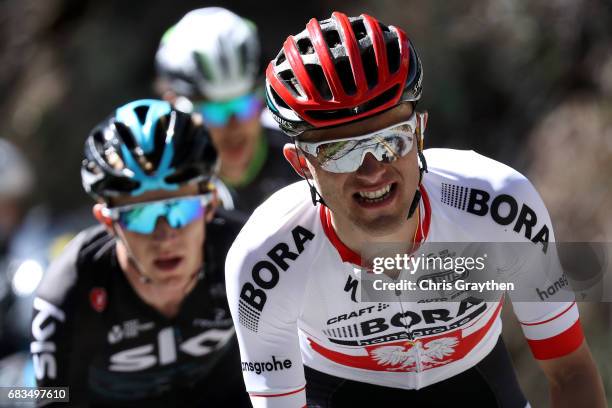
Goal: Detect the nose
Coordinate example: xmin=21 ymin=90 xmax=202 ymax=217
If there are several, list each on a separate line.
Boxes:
xmin=354 ymin=152 xmax=386 ymax=182
xmin=226 ymin=114 xmax=240 ymax=129
xmin=151 ymin=217 xmax=179 ymax=241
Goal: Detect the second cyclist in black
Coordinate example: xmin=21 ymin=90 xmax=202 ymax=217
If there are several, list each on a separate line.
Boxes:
xmin=31 ymin=100 xmax=250 ymax=407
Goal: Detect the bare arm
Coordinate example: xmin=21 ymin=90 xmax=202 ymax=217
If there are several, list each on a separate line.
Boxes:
xmin=538 ymin=341 xmax=606 ymax=408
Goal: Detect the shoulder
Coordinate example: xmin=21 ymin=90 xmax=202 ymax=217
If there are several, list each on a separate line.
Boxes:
xmin=424 ymin=148 xmax=546 ymax=201
xmin=208 ymin=208 xmax=248 ymax=243
xmin=423 ymin=149 xmax=554 ymax=247
xmin=36 ymin=225 xmax=113 ymax=306
xmin=425 ymin=148 xmax=528 ymax=189
xmin=225 ymin=181 xmax=319 ymax=284
xmin=228 ymin=181 xmax=316 ymax=254
xmin=225 ymin=181 xmax=319 ymax=332
xmin=204 ymin=208 xmax=247 ymax=266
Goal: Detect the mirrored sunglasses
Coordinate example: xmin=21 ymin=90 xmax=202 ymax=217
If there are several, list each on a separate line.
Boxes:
xmin=102 ymin=194 xmax=213 ymax=234
xmin=195 ymin=94 xmax=261 ymax=127
xmin=296 ymin=112 xmax=420 ymax=173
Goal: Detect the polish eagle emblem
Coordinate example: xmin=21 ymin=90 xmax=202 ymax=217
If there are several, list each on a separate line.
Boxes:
xmin=370 ymin=337 xmax=459 ymax=369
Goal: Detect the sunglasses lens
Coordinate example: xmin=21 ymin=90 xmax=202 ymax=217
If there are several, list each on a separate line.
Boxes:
xmin=165 ymin=198 xmax=205 ymax=229
xmin=315 ymin=132 xmax=414 ymax=173
xmin=234 ymin=95 xmax=261 ymax=121
xmin=197 ymin=94 xmax=261 ymax=127
xmin=118 ymin=197 xmax=205 ymax=234
xmin=199 ymin=104 xmax=231 ymax=127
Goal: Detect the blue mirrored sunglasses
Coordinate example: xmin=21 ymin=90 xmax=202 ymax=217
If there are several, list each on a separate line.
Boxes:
xmin=194 ymin=94 xmax=261 ymax=127
xmin=102 ymin=194 xmax=213 ymax=234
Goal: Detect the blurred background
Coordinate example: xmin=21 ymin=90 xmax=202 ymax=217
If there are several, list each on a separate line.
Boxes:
xmin=0 ymin=0 xmax=611 ymax=406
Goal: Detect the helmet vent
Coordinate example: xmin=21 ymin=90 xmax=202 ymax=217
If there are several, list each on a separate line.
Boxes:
xmin=351 ymin=19 xmax=368 ymax=41
xmin=323 ymin=29 xmax=341 ymax=49
xmin=134 ymin=106 xmax=149 ymax=125
xmin=114 ymin=123 xmax=137 ymax=150
xmin=335 ymin=57 xmax=357 ymax=95
xmin=305 ymin=64 xmax=332 ymax=100
xmin=361 ymin=46 xmax=378 ymax=89
xmin=270 ymin=87 xmax=291 ymax=109
xmin=276 ymin=51 xmax=286 ymax=65
xmin=387 ymin=39 xmax=400 ymax=74
xmin=194 ymin=52 xmax=213 ymax=81
xmin=238 ymin=42 xmax=249 ymax=76
xmin=360 ymin=84 xmax=399 ymax=112
xmin=379 ymin=23 xmax=391 ymax=33
xmin=279 ymin=70 xmax=303 ymax=97
xmin=305 ymin=84 xmax=398 ymax=122
xmin=297 ymin=37 xmax=314 ymax=54
xmin=306 ymin=107 xmax=354 ymax=122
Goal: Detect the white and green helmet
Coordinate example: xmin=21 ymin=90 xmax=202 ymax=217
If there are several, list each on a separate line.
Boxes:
xmin=0 ymin=138 xmax=34 ymax=198
xmin=156 ymin=7 xmax=260 ymax=102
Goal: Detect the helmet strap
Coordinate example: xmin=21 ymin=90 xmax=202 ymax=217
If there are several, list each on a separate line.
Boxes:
xmin=309 ymin=181 xmax=327 ymax=207
xmin=407 ymin=118 xmax=429 ymax=219
xmin=294 ymin=143 xmax=327 ymax=208
xmin=111 ymin=223 xmax=153 ymax=284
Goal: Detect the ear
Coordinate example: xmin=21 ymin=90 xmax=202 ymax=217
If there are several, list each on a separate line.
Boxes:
xmin=283 ymin=143 xmax=312 ymax=179
xmin=205 ymin=190 xmax=219 ymax=223
xmin=93 ymin=204 xmax=115 ymax=234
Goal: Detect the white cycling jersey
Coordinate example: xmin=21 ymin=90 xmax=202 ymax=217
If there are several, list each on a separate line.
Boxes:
xmin=226 ymin=148 xmax=584 ymax=408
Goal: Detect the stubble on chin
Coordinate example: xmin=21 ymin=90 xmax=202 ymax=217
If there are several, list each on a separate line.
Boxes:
xmin=349 ymin=212 xmax=406 ymax=237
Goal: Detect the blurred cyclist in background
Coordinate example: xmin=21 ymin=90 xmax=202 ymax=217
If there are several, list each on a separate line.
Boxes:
xmin=0 ymin=138 xmax=34 ymax=261
xmin=155 ymin=7 xmax=298 ymax=213
xmin=31 ymin=100 xmax=250 ymax=407
xmin=0 ymin=139 xmax=36 ymax=386
xmin=0 ymin=139 xmax=93 ymax=396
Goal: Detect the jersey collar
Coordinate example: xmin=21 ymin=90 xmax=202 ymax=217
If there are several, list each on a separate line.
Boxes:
xmin=320 ymin=184 xmax=431 ymax=266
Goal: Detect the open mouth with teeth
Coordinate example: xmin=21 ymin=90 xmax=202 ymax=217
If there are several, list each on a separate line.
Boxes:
xmin=354 ymin=183 xmax=397 ymax=206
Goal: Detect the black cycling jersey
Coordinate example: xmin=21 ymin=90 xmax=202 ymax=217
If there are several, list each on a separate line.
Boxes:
xmin=304 ymin=337 xmax=528 ymax=408
xmin=224 ymin=127 xmax=299 ymax=214
xmin=31 ymin=209 xmax=250 ymax=407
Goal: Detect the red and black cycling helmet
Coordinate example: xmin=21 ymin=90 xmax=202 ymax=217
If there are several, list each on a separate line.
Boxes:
xmin=265 ymin=11 xmax=423 ymax=137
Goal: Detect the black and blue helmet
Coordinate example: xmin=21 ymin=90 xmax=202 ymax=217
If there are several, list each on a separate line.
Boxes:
xmin=81 ymin=99 xmax=217 ymax=201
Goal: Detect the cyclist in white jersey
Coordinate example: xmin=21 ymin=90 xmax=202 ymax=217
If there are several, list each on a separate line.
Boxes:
xmin=225 ymin=11 xmax=606 ymax=408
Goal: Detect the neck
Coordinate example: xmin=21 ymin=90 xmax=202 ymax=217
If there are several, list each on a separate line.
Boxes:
xmin=220 ymin=161 xmax=250 ymax=185
xmin=331 ymin=206 xmax=420 ymax=258
xmin=220 ymin=132 xmax=267 ymax=187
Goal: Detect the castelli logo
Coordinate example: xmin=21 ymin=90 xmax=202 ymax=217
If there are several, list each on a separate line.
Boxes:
xmin=90 ymin=287 xmax=107 ymax=312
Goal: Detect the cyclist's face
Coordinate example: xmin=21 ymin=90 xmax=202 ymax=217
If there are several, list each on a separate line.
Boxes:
xmin=298 ymin=103 xmax=420 ymax=236
xmin=207 ymin=111 xmax=262 ymax=173
xmin=111 ymin=184 xmax=211 ymax=287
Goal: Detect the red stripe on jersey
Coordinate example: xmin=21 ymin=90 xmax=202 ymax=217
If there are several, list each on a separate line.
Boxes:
xmin=463 ymin=296 xmax=504 ymax=331
xmin=519 ymin=302 xmax=575 ymax=326
xmin=527 ymin=319 xmax=584 ymax=360
xmin=415 ymin=184 xmax=431 ymax=244
xmin=249 ymin=385 xmax=306 ymax=397
xmin=319 ymin=184 xmax=431 ymax=266
xmin=319 ymin=205 xmax=361 ymax=265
